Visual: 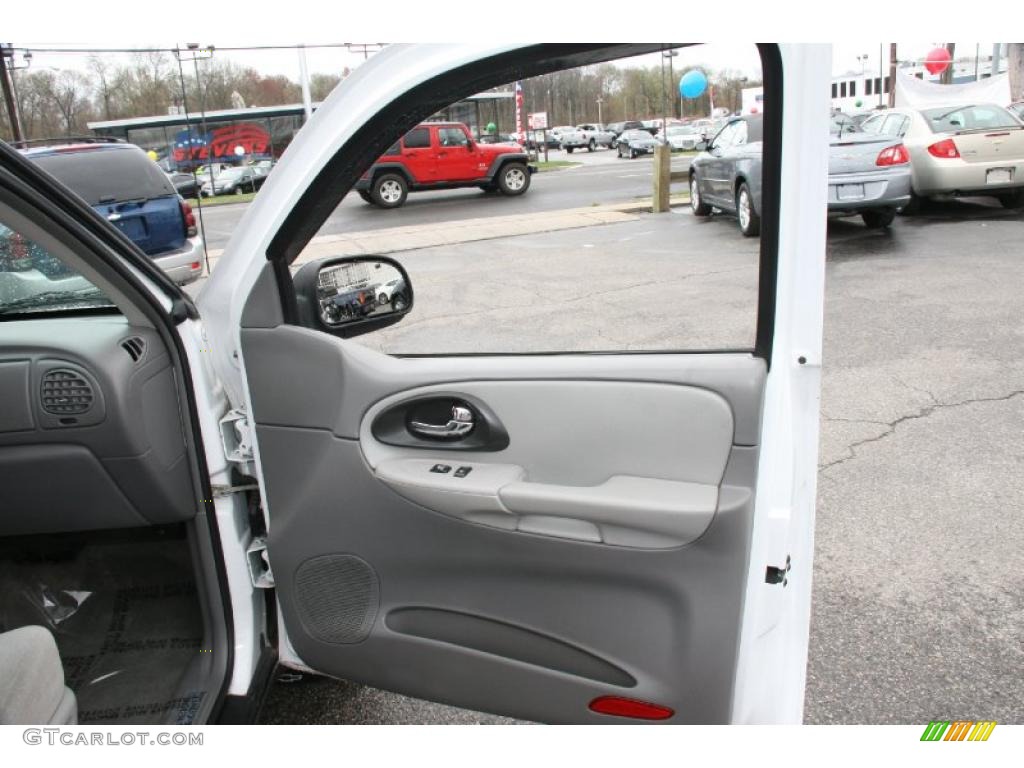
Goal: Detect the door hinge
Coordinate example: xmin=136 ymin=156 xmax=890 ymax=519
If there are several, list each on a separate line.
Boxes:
xmin=246 ymin=536 xmax=275 ymax=589
xmin=219 ymin=408 xmax=255 ymax=477
xmin=765 ymin=555 xmax=792 ymax=586
xmin=211 ymin=483 xmax=260 ymax=498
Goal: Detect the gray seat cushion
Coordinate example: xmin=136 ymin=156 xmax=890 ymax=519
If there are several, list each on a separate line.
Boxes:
xmin=0 ymin=625 xmax=77 ymax=725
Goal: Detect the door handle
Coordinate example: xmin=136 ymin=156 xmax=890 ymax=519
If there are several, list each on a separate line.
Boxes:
xmin=410 ymin=405 xmax=475 ymax=439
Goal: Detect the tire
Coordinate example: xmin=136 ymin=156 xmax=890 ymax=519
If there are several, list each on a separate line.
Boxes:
xmin=378 ymin=293 xmax=388 ymax=305
xmin=497 ymin=162 xmax=531 ymax=196
xmin=235 ymin=186 xmax=244 ymax=196
xmin=999 ymin=189 xmax=1024 ymax=209
xmin=861 ymin=208 xmax=896 ymax=229
xmin=392 ymin=292 xmax=409 ymax=312
xmin=588 ymin=139 xmax=596 ymax=152
xmin=690 ymin=175 xmax=712 ymax=216
xmin=736 ymin=182 xmax=761 ymax=237
xmin=566 ymin=146 xmax=574 ymax=154
xmin=371 ymin=173 xmax=408 ymax=208
xmin=358 ymin=190 xmax=374 ymax=204
xmin=629 ymin=149 xmax=637 ymax=159
xmin=617 ymin=144 xmax=623 ymax=158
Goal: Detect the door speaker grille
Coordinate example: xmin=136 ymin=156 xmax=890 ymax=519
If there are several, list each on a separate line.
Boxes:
xmin=293 ymin=555 xmax=379 ymax=644
xmin=40 ymin=369 xmax=94 ymax=415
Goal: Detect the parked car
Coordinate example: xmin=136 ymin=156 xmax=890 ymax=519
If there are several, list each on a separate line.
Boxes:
xmin=200 ymin=165 xmax=265 ymax=197
xmin=194 ymin=162 xmax=234 ymax=186
xmin=860 ymin=103 xmax=1024 ymax=210
xmin=614 ymin=129 xmax=659 ymax=158
xmin=20 ymin=139 xmax=203 ymax=284
xmin=826 ymin=115 xmax=912 ymax=228
xmin=689 ymin=115 xmax=765 ymax=236
xmin=166 ymin=170 xmax=200 ymax=198
xmin=354 ymin=121 xmax=533 ymax=208
xmin=249 ymin=159 xmax=276 ymax=180
xmin=560 ymin=124 xmax=617 ymax=152
xmin=661 ymin=125 xmax=703 ymax=151
xmin=605 ymin=120 xmax=644 ymax=139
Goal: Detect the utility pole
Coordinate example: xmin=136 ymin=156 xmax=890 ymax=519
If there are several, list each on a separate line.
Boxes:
xmin=941 ymin=43 xmax=956 ymax=85
xmin=878 ymin=43 xmax=884 ymax=108
xmin=888 ymin=43 xmax=898 ymax=108
xmin=1 ymin=44 xmax=24 ymax=143
xmin=298 ymin=45 xmax=312 ymax=121
xmin=596 ymin=96 xmax=603 ymax=126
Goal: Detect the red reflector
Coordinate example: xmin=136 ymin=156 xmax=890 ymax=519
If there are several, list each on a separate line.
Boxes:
xmin=190 ymin=262 xmax=201 ymax=270
xmin=589 ymin=696 xmax=674 ymax=720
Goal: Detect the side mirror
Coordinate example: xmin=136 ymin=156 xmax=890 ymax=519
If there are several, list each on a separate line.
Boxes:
xmin=293 ymin=255 xmax=413 ymax=339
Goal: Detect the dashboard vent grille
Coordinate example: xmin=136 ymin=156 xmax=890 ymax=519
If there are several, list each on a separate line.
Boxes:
xmin=121 ymin=337 xmax=146 ymax=362
xmin=41 ymin=369 xmax=94 ymax=415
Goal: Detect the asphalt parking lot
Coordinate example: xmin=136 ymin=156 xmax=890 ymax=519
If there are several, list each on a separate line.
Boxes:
xmin=229 ymin=194 xmax=1024 ymax=725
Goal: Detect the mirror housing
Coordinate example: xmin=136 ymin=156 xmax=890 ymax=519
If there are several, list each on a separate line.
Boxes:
xmin=293 ymin=255 xmax=413 ymax=338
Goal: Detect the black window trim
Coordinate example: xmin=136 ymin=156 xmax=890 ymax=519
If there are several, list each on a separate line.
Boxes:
xmin=266 ymin=43 xmax=784 ymax=369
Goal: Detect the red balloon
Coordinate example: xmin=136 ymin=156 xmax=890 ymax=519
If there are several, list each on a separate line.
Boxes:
xmin=925 ymin=47 xmax=951 ymax=75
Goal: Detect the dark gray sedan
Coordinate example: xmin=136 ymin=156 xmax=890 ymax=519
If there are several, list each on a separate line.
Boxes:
xmin=615 ymin=129 xmax=659 ymax=159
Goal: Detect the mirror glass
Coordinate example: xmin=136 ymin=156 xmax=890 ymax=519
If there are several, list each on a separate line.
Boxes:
xmin=316 ymin=259 xmax=410 ymax=328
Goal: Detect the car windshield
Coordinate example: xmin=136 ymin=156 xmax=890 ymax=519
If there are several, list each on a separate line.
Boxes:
xmin=0 ymin=225 xmax=114 ymax=316
xmin=31 ymin=147 xmax=177 ymax=206
xmin=921 ymin=104 xmax=1021 ymax=133
xmin=623 ymin=131 xmax=649 ymax=140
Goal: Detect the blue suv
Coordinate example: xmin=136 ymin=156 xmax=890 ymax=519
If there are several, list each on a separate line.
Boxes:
xmin=19 ymin=139 xmax=204 ymax=285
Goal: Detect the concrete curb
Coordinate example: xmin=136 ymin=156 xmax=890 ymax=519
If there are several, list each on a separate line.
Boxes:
xmin=206 ymin=197 xmax=690 ymax=270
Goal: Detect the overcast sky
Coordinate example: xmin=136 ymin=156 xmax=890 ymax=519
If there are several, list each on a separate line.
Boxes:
xmin=7 ymin=42 xmax=999 ymax=91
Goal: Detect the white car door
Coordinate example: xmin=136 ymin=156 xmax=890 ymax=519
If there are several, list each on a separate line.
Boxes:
xmin=200 ymin=43 xmax=830 ymax=724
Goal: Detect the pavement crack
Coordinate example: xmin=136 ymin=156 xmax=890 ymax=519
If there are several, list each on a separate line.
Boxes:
xmin=819 ymin=388 xmax=1024 ymax=473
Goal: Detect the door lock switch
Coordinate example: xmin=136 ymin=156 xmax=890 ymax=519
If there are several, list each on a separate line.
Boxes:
xmin=430 ymin=464 xmax=452 ymax=474
xmin=453 ymin=466 xmax=473 ymax=478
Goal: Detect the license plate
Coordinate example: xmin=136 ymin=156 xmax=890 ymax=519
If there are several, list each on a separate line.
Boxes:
xmin=987 ymin=168 xmax=1013 ymax=184
xmin=837 ymin=184 xmax=865 ymax=201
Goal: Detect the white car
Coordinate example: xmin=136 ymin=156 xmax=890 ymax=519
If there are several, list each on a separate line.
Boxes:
xmin=662 ymin=125 xmax=704 ymax=151
xmin=860 ymin=103 xmax=1024 ymax=210
xmin=0 ymin=44 xmax=828 ymax=727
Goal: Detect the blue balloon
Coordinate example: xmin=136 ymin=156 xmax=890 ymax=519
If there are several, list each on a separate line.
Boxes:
xmin=679 ymin=70 xmax=708 ymax=100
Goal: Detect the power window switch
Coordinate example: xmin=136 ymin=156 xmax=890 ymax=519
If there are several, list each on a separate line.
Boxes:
xmin=453 ymin=466 xmax=473 ymax=478
xmin=430 ymin=464 xmax=452 ymax=474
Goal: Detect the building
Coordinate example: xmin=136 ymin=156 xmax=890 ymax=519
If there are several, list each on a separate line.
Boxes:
xmin=739 ymin=56 xmax=1010 ymax=116
xmin=88 ymin=92 xmax=514 ymax=172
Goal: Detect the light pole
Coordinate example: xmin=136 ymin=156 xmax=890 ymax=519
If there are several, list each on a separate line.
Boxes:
xmin=662 ymin=49 xmax=679 ymax=119
xmin=857 ymin=53 xmax=869 ymax=74
xmin=596 ymin=96 xmax=603 ymax=126
xmin=1 ymin=45 xmax=31 ymax=143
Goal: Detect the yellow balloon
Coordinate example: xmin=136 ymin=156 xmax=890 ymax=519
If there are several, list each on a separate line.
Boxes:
xmin=147 ymin=150 xmax=158 ymax=161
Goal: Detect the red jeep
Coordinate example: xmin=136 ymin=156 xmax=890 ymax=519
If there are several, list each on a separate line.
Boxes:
xmin=354 ymin=122 xmax=534 ymax=208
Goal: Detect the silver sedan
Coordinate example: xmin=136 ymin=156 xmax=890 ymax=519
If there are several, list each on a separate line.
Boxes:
xmin=861 ymin=104 xmax=1024 ymax=211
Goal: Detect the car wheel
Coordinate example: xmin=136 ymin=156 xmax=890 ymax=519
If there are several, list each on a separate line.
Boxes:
xmin=358 ymin=190 xmax=374 ymax=204
xmin=391 ymin=292 xmax=408 ymax=312
xmin=566 ymin=146 xmax=574 ymax=154
xmin=498 ymin=162 xmax=530 ymax=195
xmin=617 ymin=145 xmax=623 ymax=158
xmin=690 ymin=175 xmax=712 ymax=217
xmin=861 ymin=208 xmax=896 ymax=229
xmin=371 ymin=173 xmax=408 ymax=208
xmin=998 ymin=189 xmax=1024 ymax=209
xmin=736 ymin=183 xmax=761 ymax=237
xmin=629 ymin=149 xmax=637 ymax=159
xmin=378 ymin=293 xmax=389 ymax=305
xmin=588 ymin=140 xmax=596 ymax=152
xmin=235 ymin=186 xmax=244 ymax=195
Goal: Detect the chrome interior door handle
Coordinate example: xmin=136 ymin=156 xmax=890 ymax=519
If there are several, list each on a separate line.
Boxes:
xmin=410 ymin=405 xmax=475 ymax=439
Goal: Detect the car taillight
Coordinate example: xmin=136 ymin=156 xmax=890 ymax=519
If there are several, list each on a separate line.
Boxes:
xmin=180 ymin=200 xmax=197 ymax=237
xmin=927 ymin=138 xmax=960 ymax=159
xmin=876 ymin=144 xmax=910 ymax=166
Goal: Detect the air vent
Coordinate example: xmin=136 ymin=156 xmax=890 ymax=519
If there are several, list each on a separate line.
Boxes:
xmin=121 ymin=337 xmax=146 ymax=362
xmin=40 ymin=369 xmax=94 ymax=415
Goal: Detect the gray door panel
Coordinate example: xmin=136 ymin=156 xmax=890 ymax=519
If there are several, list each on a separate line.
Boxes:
xmin=242 ymin=324 xmax=765 ymax=723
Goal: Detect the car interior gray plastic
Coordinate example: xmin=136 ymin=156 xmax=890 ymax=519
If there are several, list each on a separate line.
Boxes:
xmin=361 ymin=380 xmax=734 ymax=487
xmin=241 ymin=322 xmax=766 ymax=723
xmin=0 ymin=361 xmax=33 ymax=433
xmin=0 ymin=318 xmax=195 ymax=535
xmin=240 ymin=326 xmax=765 ymax=445
xmin=239 ymin=261 xmax=284 ymax=330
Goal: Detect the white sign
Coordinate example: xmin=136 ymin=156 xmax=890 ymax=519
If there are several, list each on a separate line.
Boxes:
xmin=528 ymin=112 xmax=548 ymax=130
